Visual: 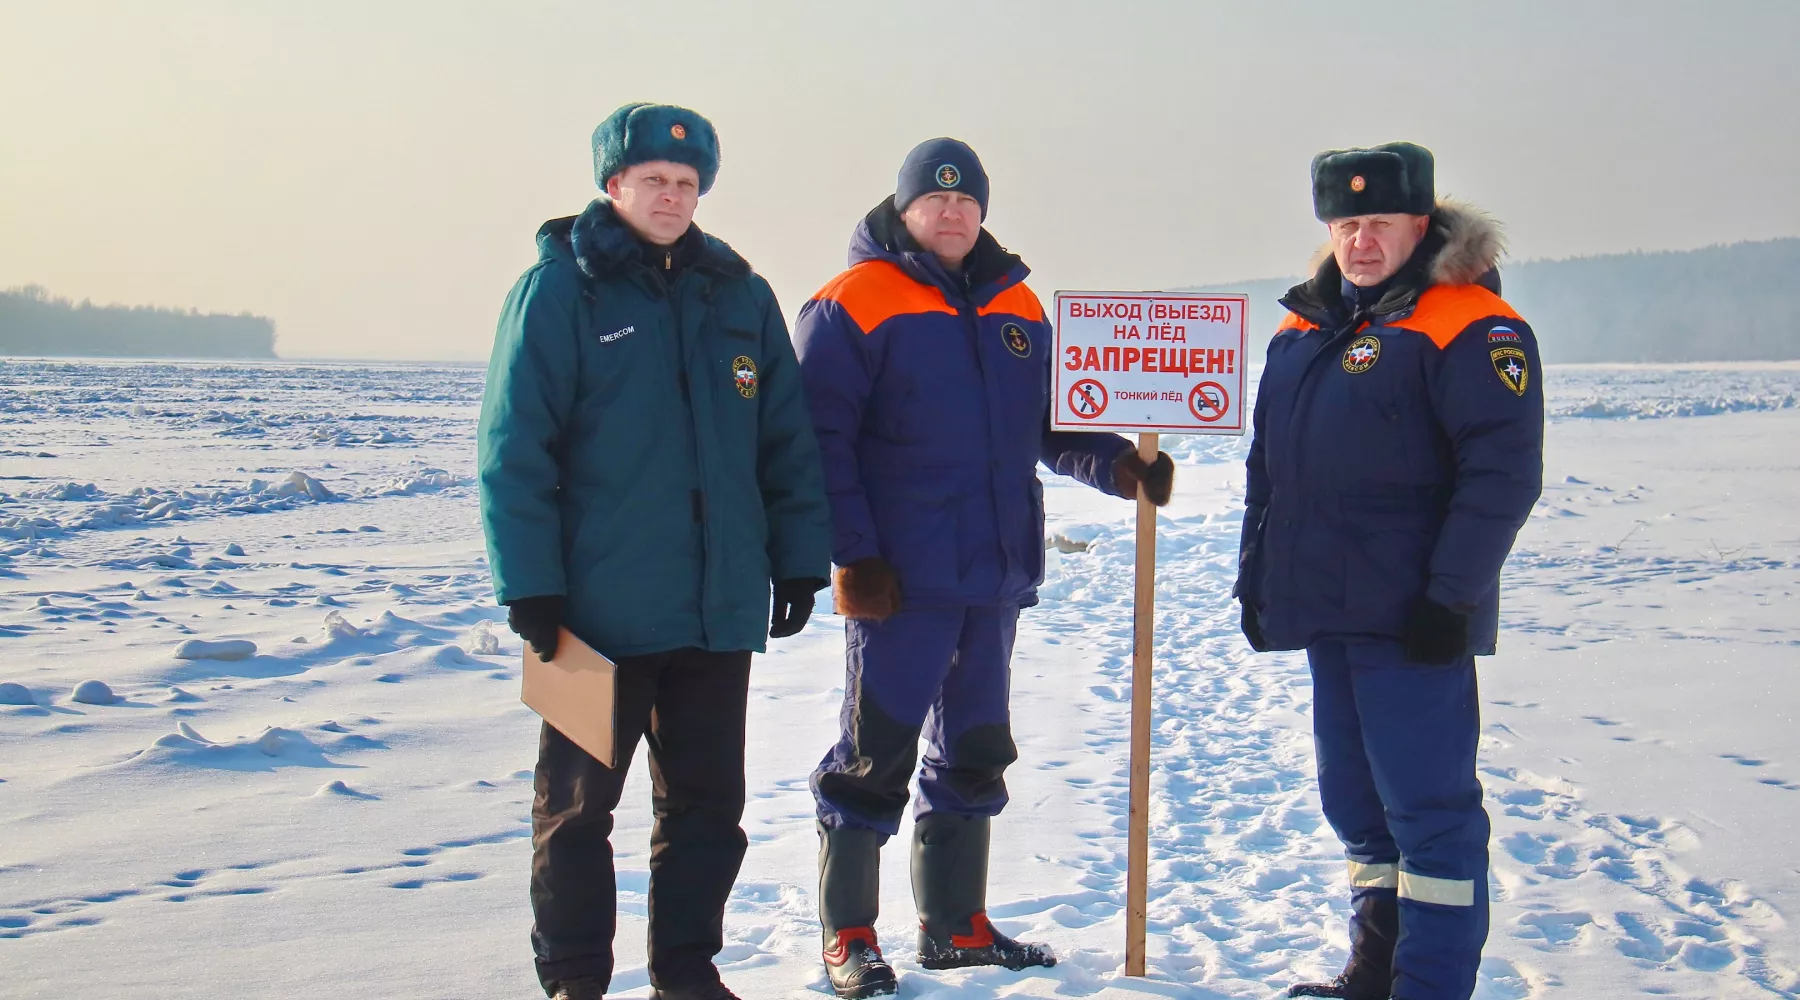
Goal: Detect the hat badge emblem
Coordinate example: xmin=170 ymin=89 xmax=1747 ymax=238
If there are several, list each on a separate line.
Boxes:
xmin=670 ymin=123 xmax=687 ymax=140
xmin=937 ymin=164 xmax=961 ymax=188
xmin=1350 ymin=175 xmax=1366 ymax=192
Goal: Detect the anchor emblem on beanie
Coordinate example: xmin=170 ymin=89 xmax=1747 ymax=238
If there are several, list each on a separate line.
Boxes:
xmin=937 ymin=164 xmax=961 ymax=188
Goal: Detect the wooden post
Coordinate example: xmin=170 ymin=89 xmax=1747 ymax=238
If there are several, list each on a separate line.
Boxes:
xmin=1125 ymin=431 xmax=1158 ymax=977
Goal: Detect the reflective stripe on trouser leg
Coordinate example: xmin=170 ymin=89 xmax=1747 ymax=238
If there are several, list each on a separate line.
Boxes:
xmin=1398 ymin=870 xmax=1475 ymax=908
xmin=1348 ymin=860 xmax=1398 ymax=889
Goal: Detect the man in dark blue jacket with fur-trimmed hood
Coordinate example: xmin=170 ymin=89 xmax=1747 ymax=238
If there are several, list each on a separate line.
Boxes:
xmin=1237 ymin=142 xmax=1544 ymax=1000
xmin=794 ymin=138 xmax=1175 ymax=998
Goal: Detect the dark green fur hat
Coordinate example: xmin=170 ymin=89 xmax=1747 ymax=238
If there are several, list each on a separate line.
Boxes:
xmin=1311 ymin=142 xmax=1435 ymax=221
xmin=592 ymin=103 xmax=721 ymax=195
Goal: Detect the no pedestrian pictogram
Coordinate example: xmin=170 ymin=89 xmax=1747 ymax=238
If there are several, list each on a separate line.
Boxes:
xmin=1189 ymin=381 xmax=1229 ymax=422
xmin=1069 ymin=378 xmax=1108 ymax=419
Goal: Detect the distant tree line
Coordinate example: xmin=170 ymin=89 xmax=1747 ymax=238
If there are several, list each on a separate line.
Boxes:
xmin=0 ymin=285 xmax=277 ymax=359
xmin=1195 ymin=237 xmax=1800 ymax=363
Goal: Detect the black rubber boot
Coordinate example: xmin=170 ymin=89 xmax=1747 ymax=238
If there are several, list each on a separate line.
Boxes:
xmin=549 ymin=979 xmax=605 ymax=1000
xmin=818 ymin=823 xmax=897 ymax=998
xmin=912 ymin=814 xmax=1055 ymax=971
xmin=1288 ymin=889 xmax=1397 ymax=998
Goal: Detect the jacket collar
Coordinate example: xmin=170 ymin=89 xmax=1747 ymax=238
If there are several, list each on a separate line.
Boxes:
xmin=848 ymin=199 xmax=1028 ymax=308
xmin=1280 ymin=198 xmax=1506 ymax=330
xmin=535 ymin=198 xmax=751 ymax=284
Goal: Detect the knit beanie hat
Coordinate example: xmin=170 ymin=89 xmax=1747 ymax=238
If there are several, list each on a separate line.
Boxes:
xmin=894 ymin=137 xmax=989 ymax=220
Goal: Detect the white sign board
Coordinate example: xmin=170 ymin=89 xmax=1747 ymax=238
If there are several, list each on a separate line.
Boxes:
xmin=1051 ymin=291 xmax=1249 ymax=435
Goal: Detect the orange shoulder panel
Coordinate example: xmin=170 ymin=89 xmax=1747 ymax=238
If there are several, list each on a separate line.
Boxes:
xmin=810 ymin=260 xmax=955 ymax=334
xmin=977 ymin=282 xmax=1045 ymax=322
xmin=1277 ymin=312 xmax=1318 ymax=334
xmin=1390 ymin=285 xmax=1523 ymax=349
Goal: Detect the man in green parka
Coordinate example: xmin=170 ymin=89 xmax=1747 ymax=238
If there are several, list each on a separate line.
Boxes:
xmin=478 ymin=102 xmax=832 ymax=1000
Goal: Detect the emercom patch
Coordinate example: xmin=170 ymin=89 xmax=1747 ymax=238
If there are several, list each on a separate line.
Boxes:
xmin=732 ymin=355 xmax=759 ymax=399
xmin=1342 ymin=335 xmax=1380 ymax=374
xmin=1491 ymin=346 xmax=1529 ymax=396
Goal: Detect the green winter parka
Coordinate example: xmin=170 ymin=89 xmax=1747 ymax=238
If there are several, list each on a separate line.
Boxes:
xmin=478 ymin=198 xmax=832 ymax=658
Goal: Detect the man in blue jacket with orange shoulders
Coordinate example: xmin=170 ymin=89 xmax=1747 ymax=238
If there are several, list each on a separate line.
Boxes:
xmin=794 ymin=138 xmax=1175 ymax=998
xmin=1237 ymin=142 xmax=1544 ymax=1000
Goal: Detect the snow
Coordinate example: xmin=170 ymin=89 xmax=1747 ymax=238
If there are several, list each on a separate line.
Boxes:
xmin=172 ymin=638 xmax=258 ymax=661
xmin=1 ymin=358 xmax=1796 ymax=999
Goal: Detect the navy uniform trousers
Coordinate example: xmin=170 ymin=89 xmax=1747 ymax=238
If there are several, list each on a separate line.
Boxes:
xmin=1309 ymin=638 xmax=1491 ymax=1000
xmin=812 ymin=605 xmax=1020 ymax=834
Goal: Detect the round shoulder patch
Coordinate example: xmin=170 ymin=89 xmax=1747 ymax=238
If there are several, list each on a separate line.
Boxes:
xmin=1001 ymin=322 xmax=1031 ymax=358
xmin=1342 ymin=335 xmax=1381 ymax=374
xmin=732 ymin=355 xmax=759 ymax=399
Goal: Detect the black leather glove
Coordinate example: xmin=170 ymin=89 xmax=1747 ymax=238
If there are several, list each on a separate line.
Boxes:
xmin=770 ymin=577 xmax=826 ymax=638
xmin=506 ymin=595 xmax=566 ymax=660
xmin=1402 ymin=598 xmax=1468 ymax=665
xmin=1240 ymin=601 xmax=1269 ymax=652
xmin=1113 ymin=448 xmax=1175 ymax=506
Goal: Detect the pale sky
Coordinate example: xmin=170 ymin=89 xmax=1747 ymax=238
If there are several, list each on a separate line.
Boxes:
xmin=3 ymin=1 xmax=1797 ymax=360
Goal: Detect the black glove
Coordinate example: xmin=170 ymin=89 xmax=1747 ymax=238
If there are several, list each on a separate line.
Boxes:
xmin=506 ymin=595 xmax=566 ymax=660
xmin=1402 ymin=598 xmax=1468 ymax=665
xmin=770 ymin=577 xmax=826 ymax=638
xmin=1240 ymin=601 xmax=1269 ymax=652
xmin=1113 ymin=448 xmax=1175 ymax=506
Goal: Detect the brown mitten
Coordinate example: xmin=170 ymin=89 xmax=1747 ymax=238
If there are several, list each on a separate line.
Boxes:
xmin=1113 ymin=449 xmax=1175 ymax=506
xmin=833 ymin=558 xmax=903 ymax=622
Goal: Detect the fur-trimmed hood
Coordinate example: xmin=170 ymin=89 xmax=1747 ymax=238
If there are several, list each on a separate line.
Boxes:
xmin=1286 ymin=199 xmax=1507 ymax=324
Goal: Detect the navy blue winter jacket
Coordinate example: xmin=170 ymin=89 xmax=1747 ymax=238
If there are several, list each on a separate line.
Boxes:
xmin=794 ymin=202 xmax=1133 ymax=608
xmin=1237 ymin=201 xmax=1545 ymax=654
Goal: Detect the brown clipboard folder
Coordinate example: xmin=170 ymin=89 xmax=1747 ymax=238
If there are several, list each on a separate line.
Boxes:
xmin=521 ymin=627 xmax=618 ymax=768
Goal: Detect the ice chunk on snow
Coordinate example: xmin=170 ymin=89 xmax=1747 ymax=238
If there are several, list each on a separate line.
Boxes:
xmin=466 ymin=620 xmax=501 ymax=656
xmin=0 ymin=682 xmax=34 ymax=706
xmin=174 ymin=638 xmax=258 ymax=661
xmin=278 ymin=471 xmax=336 ymax=501
xmin=372 ymin=468 xmax=467 ymax=496
xmin=224 ymin=543 xmax=246 ymax=557
xmin=314 ymin=779 xmax=378 ymax=799
xmin=71 ymin=679 xmax=118 ymax=705
xmin=323 ymin=609 xmax=366 ymax=640
xmin=255 ymin=727 xmax=303 ymax=756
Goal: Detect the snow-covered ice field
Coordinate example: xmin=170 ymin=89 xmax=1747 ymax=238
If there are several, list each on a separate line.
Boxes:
xmin=2 ymin=359 xmax=1797 ymax=999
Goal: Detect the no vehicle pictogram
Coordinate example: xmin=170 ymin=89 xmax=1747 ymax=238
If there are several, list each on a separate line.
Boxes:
xmin=1069 ymin=378 xmax=1108 ymax=419
xmin=1189 ymin=381 xmax=1229 ymax=422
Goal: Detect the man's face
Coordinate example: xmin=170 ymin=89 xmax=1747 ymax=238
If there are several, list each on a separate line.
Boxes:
xmin=606 ymin=161 xmax=701 ymax=245
xmin=900 ymin=191 xmax=982 ymax=266
xmin=1329 ymin=212 xmax=1431 ymax=287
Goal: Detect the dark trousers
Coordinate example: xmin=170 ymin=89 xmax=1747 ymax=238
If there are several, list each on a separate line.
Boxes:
xmin=812 ymin=605 xmax=1020 ymax=835
xmin=530 ymin=647 xmax=752 ymax=996
xmin=1308 ymin=638 xmax=1490 ymax=1000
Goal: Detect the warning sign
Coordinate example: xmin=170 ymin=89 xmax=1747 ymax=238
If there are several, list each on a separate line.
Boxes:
xmin=1051 ymin=291 xmax=1248 ymax=435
